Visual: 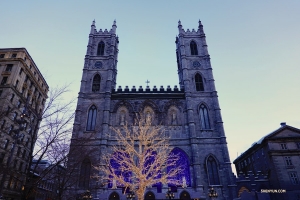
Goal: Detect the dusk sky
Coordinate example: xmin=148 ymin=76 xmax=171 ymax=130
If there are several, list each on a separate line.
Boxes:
xmin=1 ymin=1 xmax=300 ymax=173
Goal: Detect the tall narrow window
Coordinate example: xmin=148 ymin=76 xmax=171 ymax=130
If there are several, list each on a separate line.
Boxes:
xmin=1 ymin=77 xmax=8 ymax=85
xmin=86 ymin=105 xmax=97 ymax=131
xmin=97 ymin=41 xmax=105 ymax=55
xmin=199 ymin=104 xmax=211 ymax=129
xmin=289 ymin=172 xmax=299 ymax=185
xmin=285 ymin=156 xmax=293 ymax=166
xmin=79 ymin=158 xmax=91 ymax=189
xmin=190 ymin=41 xmax=198 ymax=55
xmin=92 ymin=74 xmax=101 ymax=92
xmin=195 ymin=73 xmax=204 ymax=91
xmin=207 ymin=156 xmax=220 ymax=185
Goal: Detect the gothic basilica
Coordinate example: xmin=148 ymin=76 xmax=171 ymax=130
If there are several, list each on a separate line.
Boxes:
xmin=68 ymin=20 xmax=236 ymax=200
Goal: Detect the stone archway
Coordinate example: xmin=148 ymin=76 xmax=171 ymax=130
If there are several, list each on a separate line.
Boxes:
xmin=180 ymin=191 xmax=191 ymax=200
xmin=109 ymin=192 xmax=120 ymax=200
xmin=145 ymin=191 xmax=155 ymax=200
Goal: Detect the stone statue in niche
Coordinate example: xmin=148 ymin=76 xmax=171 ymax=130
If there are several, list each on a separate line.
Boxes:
xmin=120 ymin=111 xmax=125 ymax=125
xmin=171 ymin=111 xmax=177 ymax=125
xmin=146 ymin=111 xmax=152 ymax=123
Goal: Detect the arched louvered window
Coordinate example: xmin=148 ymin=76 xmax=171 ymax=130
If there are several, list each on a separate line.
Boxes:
xmin=195 ymin=73 xmax=204 ymax=91
xmin=79 ymin=158 xmax=91 ymax=189
xmin=92 ymin=74 xmax=101 ymax=92
xmin=199 ymin=104 xmax=210 ymax=129
xmin=86 ymin=105 xmax=97 ymax=131
xmin=207 ymin=156 xmax=220 ymax=185
xmin=190 ymin=41 xmax=198 ymax=55
xmin=97 ymin=41 xmax=105 ymax=55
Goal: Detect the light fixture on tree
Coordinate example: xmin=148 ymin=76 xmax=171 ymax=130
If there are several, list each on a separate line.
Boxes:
xmin=208 ymin=187 xmax=218 ymax=199
xmin=166 ymin=187 xmax=175 ymax=199
xmin=82 ymin=190 xmax=93 ymax=200
xmin=182 ymin=177 xmax=187 ymax=188
xmin=126 ymin=190 xmax=135 ymax=200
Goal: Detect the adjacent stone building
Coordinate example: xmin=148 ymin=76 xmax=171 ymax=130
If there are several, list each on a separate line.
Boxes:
xmin=0 ymin=48 xmax=48 ymax=199
xmin=68 ymin=20 xmax=236 ymax=200
xmin=233 ymin=123 xmax=300 ymax=200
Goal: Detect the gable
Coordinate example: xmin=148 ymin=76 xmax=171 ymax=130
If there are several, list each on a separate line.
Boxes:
xmin=269 ymin=128 xmax=300 ymax=139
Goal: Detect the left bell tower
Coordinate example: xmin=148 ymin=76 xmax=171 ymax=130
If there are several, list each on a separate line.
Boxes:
xmin=80 ymin=20 xmax=119 ymax=94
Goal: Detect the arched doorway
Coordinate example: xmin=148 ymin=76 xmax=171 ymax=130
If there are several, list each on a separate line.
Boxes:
xmin=109 ymin=192 xmax=120 ymax=200
xmin=180 ymin=191 xmax=191 ymax=200
xmin=145 ymin=191 xmax=155 ymax=200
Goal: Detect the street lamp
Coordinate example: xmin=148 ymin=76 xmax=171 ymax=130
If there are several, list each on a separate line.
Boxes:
xmin=208 ymin=187 xmax=218 ymax=199
xmin=82 ymin=190 xmax=93 ymax=200
xmin=165 ymin=187 xmax=175 ymax=199
xmin=126 ymin=190 xmax=135 ymax=200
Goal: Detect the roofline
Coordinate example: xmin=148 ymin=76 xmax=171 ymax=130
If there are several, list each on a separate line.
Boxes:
xmin=0 ymin=47 xmax=49 ymax=89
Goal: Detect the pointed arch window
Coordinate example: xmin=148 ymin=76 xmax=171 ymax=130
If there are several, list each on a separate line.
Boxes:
xmin=190 ymin=41 xmax=198 ymax=55
xmin=97 ymin=41 xmax=105 ymax=55
xmin=199 ymin=104 xmax=210 ymax=129
xmin=92 ymin=74 xmax=101 ymax=92
xmin=79 ymin=158 xmax=91 ymax=189
xmin=207 ymin=156 xmax=220 ymax=185
xmin=86 ymin=105 xmax=97 ymax=131
xmin=195 ymin=73 xmax=204 ymax=91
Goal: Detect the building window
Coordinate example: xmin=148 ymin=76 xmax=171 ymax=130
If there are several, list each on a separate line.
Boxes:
xmin=3 ymin=139 xmax=9 ymax=149
xmin=207 ymin=156 xmax=220 ymax=185
xmin=5 ymin=64 xmax=13 ymax=72
xmin=10 ymin=94 xmax=15 ymax=102
xmin=22 ymin=150 xmax=26 ymax=159
xmin=97 ymin=41 xmax=105 ymax=55
xmin=190 ymin=41 xmax=198 ymax=55
xmin=86 ymin=105 xmax=97 ymax=131
xmin=8 ymin=125 xmax=14 ymax=134
xmin=92 ymin=74 xmax=101 ymax=92
xmin=12 ymin=112 xmax=17 ymax=121
xmin=0 ymin=90 xmax=2 ymax=97
xmin=281 ymin=143 xmax=287 ymax=149
xmin=79 ymin=158 xmax=91 ymax=189
xmin=296 ymin=142 xmax=300 ymax=149
xmin=15 ymin=80 xmax=19 ymax=89
xmin=195 ymin=73 xmax=204 ymax=91
xmin=289 ymin=172 xmax=299 ymax=185
xmin=11 ymin=54 xmax=17 ymax=58
xmin=1 ymin=120 xmax=6 ymax=129
xmin=17 ymin=100 xmax=22 ymax=108
xmin=285 ymin=156 xmax=293 ymax=166
xmin=0 ymin=54 xmax=4 ymax=58
xmin=199 ymin=104 xmax=211 ymax=129
xmin=1 ymin=77 xmax=8 ymax=85
xmin=19 ymin=68 xmax=23 ymax=75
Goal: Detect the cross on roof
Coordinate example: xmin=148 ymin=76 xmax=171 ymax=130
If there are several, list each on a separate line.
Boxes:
xmin=145 ymin=79 xmax=150 ymax=86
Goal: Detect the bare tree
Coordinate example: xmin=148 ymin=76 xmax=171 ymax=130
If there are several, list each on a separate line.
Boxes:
xmin=94 ymin=114 xmax=183 ymax=200
xmin=21 ymin=84 xmax=76 ymax=200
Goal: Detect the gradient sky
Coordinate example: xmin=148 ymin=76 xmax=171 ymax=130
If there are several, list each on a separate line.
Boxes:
xmin=1 ymin=1 xmax=300 ymax=173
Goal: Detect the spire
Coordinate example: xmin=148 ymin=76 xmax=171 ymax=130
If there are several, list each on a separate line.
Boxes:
xmin=198 ymin=19 xmax=204 ymax=34
xmin=90 ymin=19 xmax=96 ymax=34
xmin=112 ymin=19 xmax=117 ymax=33
xmin=178 ymin=20 xmax=183 ymax=33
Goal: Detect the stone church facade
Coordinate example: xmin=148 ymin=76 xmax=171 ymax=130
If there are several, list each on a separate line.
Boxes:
xmin=68 ymin=20 xmax=236 ymax=200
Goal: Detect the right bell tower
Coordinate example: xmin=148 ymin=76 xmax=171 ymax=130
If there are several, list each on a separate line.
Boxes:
xmin=176 ymin=20 xmax=236 ymax=199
